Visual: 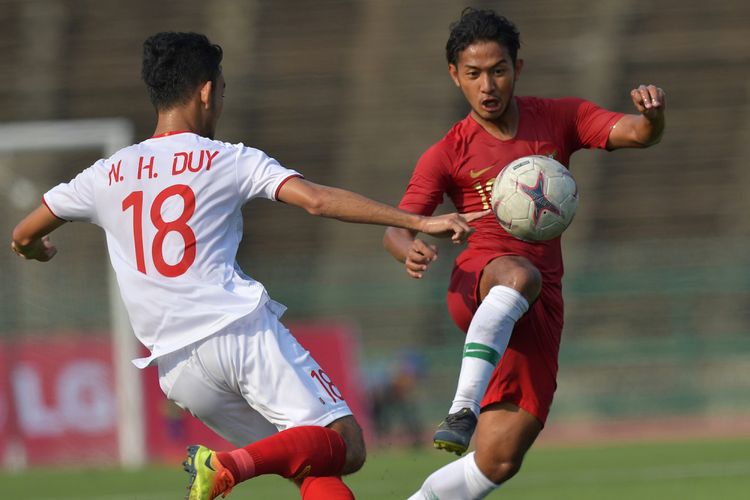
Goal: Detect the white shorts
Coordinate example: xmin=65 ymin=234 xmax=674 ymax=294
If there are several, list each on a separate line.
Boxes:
xmin=156 ymin=301 xmax=352 ymax=447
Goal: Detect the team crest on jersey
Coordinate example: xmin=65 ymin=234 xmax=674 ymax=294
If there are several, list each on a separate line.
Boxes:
xmin=474 ymin=178 xmax=495 ymax=210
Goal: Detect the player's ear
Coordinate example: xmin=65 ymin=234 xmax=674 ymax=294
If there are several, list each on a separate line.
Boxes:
xmin=199 ymin=80 xmax=213 ymax=109
xmin=514 ymin=58 xmax=524 ymax=79
xmin=448 ymin=64 xmax=460 ymax=87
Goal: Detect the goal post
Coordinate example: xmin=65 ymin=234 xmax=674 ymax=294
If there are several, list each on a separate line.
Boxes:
xmin=0 ymin=118 xmax=145 ymax=468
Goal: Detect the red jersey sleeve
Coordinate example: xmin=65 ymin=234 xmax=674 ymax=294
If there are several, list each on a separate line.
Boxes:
xmin=555 ymin=97 xmax=624 ymax=151
xmin=398 ymin=142 xmax=453 ymax=216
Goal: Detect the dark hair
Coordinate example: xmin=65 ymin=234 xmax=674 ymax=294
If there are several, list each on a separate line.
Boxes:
xmin=446 ymin=8 xmax=521 ymax=66
xmin=141 ymin=32 xmax=223 ymax=110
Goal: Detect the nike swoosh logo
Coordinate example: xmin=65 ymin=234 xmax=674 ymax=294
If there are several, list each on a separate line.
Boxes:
xmin=205 ymin=454 xmax=215 ymax=471
xmin=469 ymin=166 xmax=493 ymax=179
xmin=293 ymin=464 xmax=312 ymax=481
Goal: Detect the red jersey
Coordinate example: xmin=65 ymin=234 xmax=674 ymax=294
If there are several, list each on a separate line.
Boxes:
xmin=399 ymin=95 xmax=623 ymax=285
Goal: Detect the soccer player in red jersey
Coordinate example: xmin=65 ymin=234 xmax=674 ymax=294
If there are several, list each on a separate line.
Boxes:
xmin=384 ymin=9 xmax=666 ymax=499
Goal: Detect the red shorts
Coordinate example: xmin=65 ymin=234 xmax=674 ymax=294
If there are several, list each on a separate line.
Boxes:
xmin=447 ymin=249 xmax=564 ymax=425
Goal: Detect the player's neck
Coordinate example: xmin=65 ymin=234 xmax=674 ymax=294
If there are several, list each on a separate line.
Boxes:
xmin=471 ymin=98 xmax=519 ymax=141
xmin=153 ymin=107 xmax=206 ymax=138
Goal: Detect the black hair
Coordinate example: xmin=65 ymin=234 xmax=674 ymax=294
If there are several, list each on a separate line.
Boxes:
xmin=141 ymin=32 xmax=223 ymax=110
xmin=446 ymin=8 xmax=521 ymax=66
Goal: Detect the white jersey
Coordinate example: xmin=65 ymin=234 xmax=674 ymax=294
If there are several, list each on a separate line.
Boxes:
xmin=43 ymin=132 xmax=301 ymax=368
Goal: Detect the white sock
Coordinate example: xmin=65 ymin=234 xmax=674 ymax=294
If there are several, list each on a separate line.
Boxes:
xmin=449 ymin=285 xmax=529 ymax=416
xmin=408 ymin=452 xmax=499 ymax=500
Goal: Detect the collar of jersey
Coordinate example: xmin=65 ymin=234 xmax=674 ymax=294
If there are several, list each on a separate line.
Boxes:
xmin=150 ymin=130 xmax=193 ymax=139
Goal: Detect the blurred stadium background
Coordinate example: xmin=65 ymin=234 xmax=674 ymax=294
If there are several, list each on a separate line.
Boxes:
xmin=1 ymin=0 xmax=749 ymax=492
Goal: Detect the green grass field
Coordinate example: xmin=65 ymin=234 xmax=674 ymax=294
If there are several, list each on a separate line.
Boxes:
xmin=1 ymin=437 xmax=749 ymax=499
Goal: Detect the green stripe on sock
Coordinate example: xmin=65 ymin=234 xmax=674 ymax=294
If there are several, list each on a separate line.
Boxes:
xmin=463 ymin=342 xmax=501 ymax=365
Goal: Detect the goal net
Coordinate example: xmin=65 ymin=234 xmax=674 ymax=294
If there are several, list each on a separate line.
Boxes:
xmin=0 ymin=119 xmax=144 ymax=468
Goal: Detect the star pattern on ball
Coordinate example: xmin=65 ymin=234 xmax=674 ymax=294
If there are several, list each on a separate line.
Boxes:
xmin=518 ymin=172 xmax=561 ymax=224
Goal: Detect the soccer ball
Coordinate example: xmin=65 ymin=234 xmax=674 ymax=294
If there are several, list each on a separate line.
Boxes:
xmin=490 ymin=155 xmax=578 ymax=242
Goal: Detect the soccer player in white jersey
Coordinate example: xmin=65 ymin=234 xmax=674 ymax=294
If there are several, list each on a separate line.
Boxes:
xmin=10 ymin=32 xmax=485 ymax=500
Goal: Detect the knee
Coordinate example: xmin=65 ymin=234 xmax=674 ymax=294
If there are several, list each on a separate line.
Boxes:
xmin=474 ymin=453 xmax=523 ymax=484
xmin=328 ymin=416 xmax=366 ymax=474
xmin=514 ymin=264 xmax=542 ymax=303
xmin=505 ymin=257 xmax=542 ymax=302
xmin=488 ymin=459 xmax=523 ymax=484
xmin=342 ymin=433 xmax=366 ymax=474
xmin=484 ymin=256 xmax=542 ymax=303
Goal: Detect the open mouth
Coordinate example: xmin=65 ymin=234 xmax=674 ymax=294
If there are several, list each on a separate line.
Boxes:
xmin=481 ymin=97 xmax=501 ymax=112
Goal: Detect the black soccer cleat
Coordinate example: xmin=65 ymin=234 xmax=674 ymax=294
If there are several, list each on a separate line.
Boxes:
xmin=432 ymin=408 xmax=478 ymax=456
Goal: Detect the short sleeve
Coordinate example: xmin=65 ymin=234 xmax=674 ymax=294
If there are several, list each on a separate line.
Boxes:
xmin=43 ymin=160 xmax=101 ymax=223
xmin=235 ymin=146 xmax=302 ymax=202
xmin=398 ymin=143 xmax=451 ymax=216
xmin=556 ymin=97 xmax=624 ymax=150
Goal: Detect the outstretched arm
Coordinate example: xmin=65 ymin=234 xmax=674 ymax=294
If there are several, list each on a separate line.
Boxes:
xmin=277 ymin=177 xmax=485 ymax=243
xmin=607 ymin=84 xmax=666 ymax=149
xmin=11 ymin=204 xmax=66 ymax=261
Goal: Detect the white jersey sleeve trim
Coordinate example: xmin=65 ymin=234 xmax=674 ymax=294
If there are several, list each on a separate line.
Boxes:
xmin=273 ymin=173 xmax=305 ymax=201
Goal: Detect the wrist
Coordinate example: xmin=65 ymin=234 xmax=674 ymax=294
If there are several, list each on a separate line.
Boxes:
xmin=414 ymin=214 xmax=427 ymax=233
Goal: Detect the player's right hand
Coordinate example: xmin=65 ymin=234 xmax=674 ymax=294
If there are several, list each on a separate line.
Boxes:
xmin=11 ymin=235 xmax=58 ymax=262
xmin=405 ymin=238 xmax=438 ymax=279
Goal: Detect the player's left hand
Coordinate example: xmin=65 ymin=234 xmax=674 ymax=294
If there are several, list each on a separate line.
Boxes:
xmin=630 ymin=84 xmax=666 ymax=121
xmin=405 ymin=238 xmax=438 ymax=279
xmin=11 ymin=235 xmax=58 ymax=262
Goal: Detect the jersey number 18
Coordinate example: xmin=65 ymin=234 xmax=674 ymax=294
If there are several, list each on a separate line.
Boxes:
xmin=122 ymin=184 xmax=196 ymax=277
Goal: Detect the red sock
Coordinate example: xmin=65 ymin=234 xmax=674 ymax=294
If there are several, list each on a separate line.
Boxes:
xmin=216 ymin=426 xmax=347 ymax=483
xmin=300 ymin=476 xmax=354 ymax=500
